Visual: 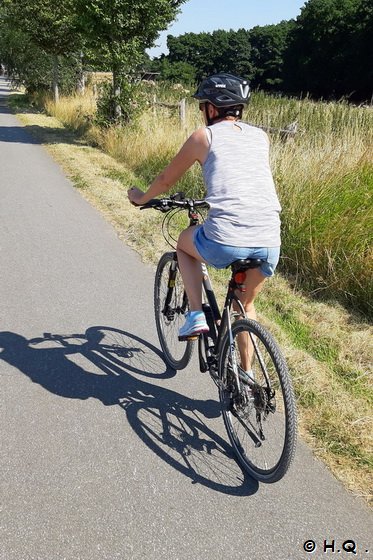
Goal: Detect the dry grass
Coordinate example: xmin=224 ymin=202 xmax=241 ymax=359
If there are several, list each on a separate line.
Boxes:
xmin=13 ymin=95 xmax=373 ymax=507
xmin=43 ymin=92 xmax=97 ymax=133
xmin=257 ymin=275 xmax=372 ymax=502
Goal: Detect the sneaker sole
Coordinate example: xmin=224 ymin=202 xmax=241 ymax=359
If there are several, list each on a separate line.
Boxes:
xmin=178 ymin=327 xmax=209 ymax=342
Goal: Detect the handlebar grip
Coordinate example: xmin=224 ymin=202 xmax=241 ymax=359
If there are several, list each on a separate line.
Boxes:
xmin=139 ymin=199 xmax=163 ymax=210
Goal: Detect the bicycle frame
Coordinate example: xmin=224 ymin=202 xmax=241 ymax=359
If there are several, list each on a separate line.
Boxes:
xmin=143 ymin=194 xmax=262 ymax=391
xmin=198 ymin=262 xmax=248 ymax=391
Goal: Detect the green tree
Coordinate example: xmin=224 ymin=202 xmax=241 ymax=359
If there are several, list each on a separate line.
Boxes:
xmin=348 ymin=0 xmax=373 ymax=101
xmin=0 ymin=25 xmax=52 ymax=92
xmin=249 ymin=21 xmax=295 ymax=90
xmin=283 ymin=0 xmax=371 ymax=100
xmin=167 ymin=29 xmax=252 ymax=82
xmin=0 ymin=0 xmax=81 ymax=100
xmin=156 ymin=58 xmax=196 ymax=84
xmin=75 ymin=0 xmax=187 ymax=120
xmin=210 ymin=29 xmax=252 ymax=78
xmin=226 ymin=29 xmax=253 ymax=78
xmin=167 ymin=32 xmax=214 ymax=80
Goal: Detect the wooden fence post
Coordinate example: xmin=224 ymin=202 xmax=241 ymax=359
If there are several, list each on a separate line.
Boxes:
xmin=179 ymin=98 xmax=186 ymax=124
xmin=151 ymin=96 xmax=188 ymax=133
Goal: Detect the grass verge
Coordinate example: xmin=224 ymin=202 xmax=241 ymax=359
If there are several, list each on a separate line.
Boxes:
xmin=9 ymin=94 xmax=373 ymax=507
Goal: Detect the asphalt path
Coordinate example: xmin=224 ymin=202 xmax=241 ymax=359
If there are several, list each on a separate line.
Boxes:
xmin=0 ymin=76 xmax=372 ymax=560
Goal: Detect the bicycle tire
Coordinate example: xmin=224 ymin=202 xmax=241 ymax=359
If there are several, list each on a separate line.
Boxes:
xmin=154 ymin=252 xmax=194 ymax=370
xmin=218 ymin=319 xmax=297 ymax=482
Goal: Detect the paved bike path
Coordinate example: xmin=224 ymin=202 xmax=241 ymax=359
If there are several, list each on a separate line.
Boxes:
xmin=1 ymin=77 xmax=372 ymax=560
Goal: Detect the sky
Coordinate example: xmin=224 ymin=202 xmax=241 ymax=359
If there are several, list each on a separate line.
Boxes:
xmin=148 ymin=0 xmax=307 ymax=58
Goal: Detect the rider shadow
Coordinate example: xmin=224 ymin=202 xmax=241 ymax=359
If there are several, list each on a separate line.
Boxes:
xmin=0 ymin=327 xmax=258 ymax=496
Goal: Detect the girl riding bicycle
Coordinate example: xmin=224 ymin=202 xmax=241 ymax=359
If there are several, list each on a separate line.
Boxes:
xmin=128 ymin=73 xmax=281 ymax=356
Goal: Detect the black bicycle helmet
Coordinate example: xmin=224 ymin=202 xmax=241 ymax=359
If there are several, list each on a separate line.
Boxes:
xmin=193 ymin=73 xmax=250 ymax=107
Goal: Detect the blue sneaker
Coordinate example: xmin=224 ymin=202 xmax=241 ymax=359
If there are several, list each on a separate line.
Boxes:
xmin=179 ymin=311 xmax=209 ymax=339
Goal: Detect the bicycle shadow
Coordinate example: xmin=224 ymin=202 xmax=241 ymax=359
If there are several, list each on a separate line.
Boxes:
xmin=0 ymin=326 xmax=258 ymax=496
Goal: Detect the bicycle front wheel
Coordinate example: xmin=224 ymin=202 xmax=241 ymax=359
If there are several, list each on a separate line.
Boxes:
xmin=154 ymin=252 xmax=194 ymax=370
xmin=218 ymin=319 xmax=297 ymax=482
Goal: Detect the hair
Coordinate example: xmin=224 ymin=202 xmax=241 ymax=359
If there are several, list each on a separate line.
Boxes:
xmin=217 ymin=104 xmax=244 ymax=119
xmin=202 ymin=102 xmax=244 ymax=126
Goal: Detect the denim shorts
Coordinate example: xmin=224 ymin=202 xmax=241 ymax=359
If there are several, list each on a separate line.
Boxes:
xmin=193 ymin=226 xmax=280 ymax=277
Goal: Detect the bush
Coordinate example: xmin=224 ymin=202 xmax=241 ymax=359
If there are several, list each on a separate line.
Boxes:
xmin=95 ymin=79 xmax=148 ymax=127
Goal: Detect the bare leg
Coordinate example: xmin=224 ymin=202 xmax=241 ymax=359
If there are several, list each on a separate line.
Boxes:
xmin=233 ymin=268 xmax=266 ymax=371
xmin=176 ymin=226 xmax=205 ymax=311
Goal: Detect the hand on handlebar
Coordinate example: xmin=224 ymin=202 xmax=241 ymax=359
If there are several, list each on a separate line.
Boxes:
xmin=127 ymin=186 xmax=145 ymax=206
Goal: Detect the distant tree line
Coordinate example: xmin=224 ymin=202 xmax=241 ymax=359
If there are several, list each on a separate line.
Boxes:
xmin=0 ymin=0 xmax=371 ymax=105
xmin=149 ymin=0 xmax=372 ymax=102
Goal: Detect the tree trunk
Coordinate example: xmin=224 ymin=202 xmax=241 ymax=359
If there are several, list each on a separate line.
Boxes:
xmin=76 ymin=51 xmax=85 ymax=95
xmin=52 ymin=55 xmax=59 ymax=103
xmin=112 ymin=63 xmax=122 ymax=121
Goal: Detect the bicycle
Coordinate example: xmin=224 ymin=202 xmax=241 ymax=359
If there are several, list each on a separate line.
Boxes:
xmin=141 ymin=193 xmax=297 ymax=482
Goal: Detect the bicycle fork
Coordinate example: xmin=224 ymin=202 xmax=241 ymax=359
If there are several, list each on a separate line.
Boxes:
xmin=164 ymin=253 xmax=188 ymax=318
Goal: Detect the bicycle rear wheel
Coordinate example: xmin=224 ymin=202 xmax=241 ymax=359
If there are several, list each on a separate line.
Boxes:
xmin=218 ymin=319 xmax=297 ymax=482
xmin=154 ymin=252 xmax=194 ymax=370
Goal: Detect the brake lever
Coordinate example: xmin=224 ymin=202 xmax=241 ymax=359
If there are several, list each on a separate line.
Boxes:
xmin=171 ymin=192 xmax=185 ymax=202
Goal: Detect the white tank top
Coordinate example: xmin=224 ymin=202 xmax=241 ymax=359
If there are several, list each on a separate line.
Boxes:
xmin=202 ymin=120 xmax=281 ymax=247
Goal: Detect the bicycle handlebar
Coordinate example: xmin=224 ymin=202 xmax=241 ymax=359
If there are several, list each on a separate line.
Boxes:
xmin=140 ymin=192 xmax=209 ymax=213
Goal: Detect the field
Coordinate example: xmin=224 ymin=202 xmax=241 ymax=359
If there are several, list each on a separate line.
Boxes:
xmin=10 ymin=82 xmax=373 ymax=504
xmin=39 ymin=83 xmax=373 ymax=315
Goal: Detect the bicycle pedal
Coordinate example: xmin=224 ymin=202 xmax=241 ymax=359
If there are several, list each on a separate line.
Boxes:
xmin=178 ymin=334 xmax=199 ymax=342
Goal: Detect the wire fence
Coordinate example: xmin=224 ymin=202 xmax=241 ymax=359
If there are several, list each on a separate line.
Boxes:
xmin=152 ymin=95 xmax=299 ymax=141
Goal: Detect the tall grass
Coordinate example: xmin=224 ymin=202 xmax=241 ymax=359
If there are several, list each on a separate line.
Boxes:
xmin=42 ymin=85 xmax=373 ymax=316
xmin=43 ymin=93 xmax=96 ymax=134
xmin=262 ymin=95 xmax=373 ymax=315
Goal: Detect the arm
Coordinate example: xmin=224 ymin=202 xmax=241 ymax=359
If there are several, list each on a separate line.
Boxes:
xmin=128 ymin=127 xmax=209 ymax=205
